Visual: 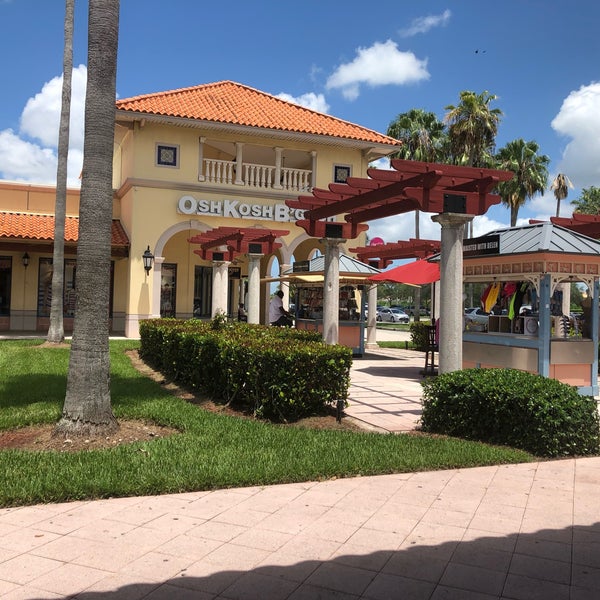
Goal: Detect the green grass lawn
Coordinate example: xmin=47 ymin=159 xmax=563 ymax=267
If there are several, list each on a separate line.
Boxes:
xmin=0 ymin=339 xmax=534 ymax=507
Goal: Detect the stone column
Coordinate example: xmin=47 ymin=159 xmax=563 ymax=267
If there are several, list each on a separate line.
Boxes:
xmin=247 ymin=253 xmax=262 ymax=324
xmin=322 ymin=239 xmax=343 ymax=345
xmin=211 ymin=260 xmax=230 ymax=318
xmin=310 ymin=151 xmax=317 ymax=189
xmin=198 ymin=136 xmax=205 ymax=181
xmin=274 ymin=147 xmax=283 ymax=190
xmin=151 ymin=256 xmax=164 ymax=319
xmin=279 ymin=263 xmax=291 ymax=309
xmin=431 ymin=213 xmax=473 ymax=373
xmin=234 ymin=142 xmax=244 ymax=186
xmin=365 ymin=284 xmax=378 ymax=349
xmin=558 ymin=281 xmax=571 ymax=316
xmin=432 ymin=280 xmax=441 ymax=321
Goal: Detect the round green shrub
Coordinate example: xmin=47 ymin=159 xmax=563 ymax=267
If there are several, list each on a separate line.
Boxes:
xmin=420 ymin=368 xmax=600 ymax=457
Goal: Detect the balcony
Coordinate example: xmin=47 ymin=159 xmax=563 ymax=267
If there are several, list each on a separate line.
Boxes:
xmin=202 ymin=159 xmax=312 ymax=193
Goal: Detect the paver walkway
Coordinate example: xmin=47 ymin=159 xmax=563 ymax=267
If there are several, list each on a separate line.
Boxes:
xmin=347 ymin=345 xmax=428 ymax=432
xmin=0 ymin=331 xmax=599 ymax=598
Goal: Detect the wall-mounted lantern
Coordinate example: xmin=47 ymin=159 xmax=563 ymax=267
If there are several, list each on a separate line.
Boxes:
xmin=142 ymin=246 xmax=154 ymax=274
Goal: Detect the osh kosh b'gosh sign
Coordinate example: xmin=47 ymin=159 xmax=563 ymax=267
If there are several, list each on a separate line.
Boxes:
xmin=177 ymin=196 xmax=305 ymax=223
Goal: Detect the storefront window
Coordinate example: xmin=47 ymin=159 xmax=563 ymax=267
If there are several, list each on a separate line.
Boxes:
xmin=37 ymin=258 xmax=114 ymax=317
xmin=194 ymin=266 xmax=212 ymax=318
xmin=160 ymin=263 xmax=177 ymax=318
xmin=0 ymin=257 xmax=11 ymax=316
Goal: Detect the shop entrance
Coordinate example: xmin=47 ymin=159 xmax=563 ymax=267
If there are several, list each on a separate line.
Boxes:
xmin=160 ymin=263 xmax=177 ymax=318
xmin=0 ymin=257 xmax=11 ymax=319
xmin=193 ymin=266 xmax=212 ymax=318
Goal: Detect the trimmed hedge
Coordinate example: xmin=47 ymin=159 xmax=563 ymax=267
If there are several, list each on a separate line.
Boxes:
xmin=139 ymin=318 xmax=352 ymax=421
xmin=410 ymin=321 xmax=431 ymax=351
xmin=420 ymin=368 xmax=600 ymax=457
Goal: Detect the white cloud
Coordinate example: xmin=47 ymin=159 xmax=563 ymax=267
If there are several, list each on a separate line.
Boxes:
xmin=326 ymin=40 xmax=429 ymax=101
xmin=0 ymin=130 xmax=58 ymax=183
xmin=551 ymin=82 xmax=600 ymax=189
xmin=472 ymin=214 xmax=508 ymax=237
xmin=367 ymin=211 xmax=441 ymax=245
xmin=369 ymin=157 xmax=391 ymax=170
xmin=0 ymin=65 xmax=87 ymax=186
xmin=275 ymin=91 xmax=330 ymax=114
xmin=399 ymin=9 xmax=452 ymax=37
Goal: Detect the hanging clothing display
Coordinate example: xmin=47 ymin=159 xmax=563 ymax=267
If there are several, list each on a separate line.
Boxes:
xmin=483 ymin=282 xmax=502 ymax=313
xmin=480 ymin=283 xmax=492 ymax=310
xmin=510 ymin=282 xmax=529 ymax=319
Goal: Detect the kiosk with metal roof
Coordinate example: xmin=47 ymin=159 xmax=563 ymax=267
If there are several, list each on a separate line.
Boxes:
xmin=462 ymin=222 xmax=600 ymax=395
xmin=267 ymin=254 xmax=380 ymax=356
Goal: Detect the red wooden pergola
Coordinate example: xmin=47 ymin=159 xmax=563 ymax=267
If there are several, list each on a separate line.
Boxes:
xmin=349 ymin=238 xmax=441 ymax=269
xmin=530 ymin=215 xmax=600 ymax=239
xmin=285 ymin=159 xmax=514 ymax=371
xmin=188 ymin=226 xmax=290 ymax=261
xmin=286 ymin=159 xmax=514 ymax=239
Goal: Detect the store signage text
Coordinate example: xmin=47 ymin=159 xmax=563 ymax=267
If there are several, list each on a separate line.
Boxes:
xmin=177 ymin=196 xmax=305 ymax=223
xmin=463 ymin=234 xmax=500 ymax=257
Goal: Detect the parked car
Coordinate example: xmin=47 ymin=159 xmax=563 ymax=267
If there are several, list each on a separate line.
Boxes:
xmin=376 ymin=307 xmax=410 ymax=323
xmin=464 ymin=307 xmax=490 ymax=326
xmin=368 ymin=305 xmax=385 ymax=315
xmin=390 ymin=308 xmax=411 ymax=323
xmin=404 ymin=305 xmax=430 ymax=317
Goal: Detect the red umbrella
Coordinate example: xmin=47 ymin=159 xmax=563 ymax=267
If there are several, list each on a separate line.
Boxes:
xmin=369 ymin=260 xmax=440 ymax=285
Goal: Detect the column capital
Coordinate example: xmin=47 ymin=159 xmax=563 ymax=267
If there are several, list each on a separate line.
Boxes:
xmin=431 ymin=213 xmax=474 ymax=228
xmin=319 ymin=238 xmax=347 ymax=249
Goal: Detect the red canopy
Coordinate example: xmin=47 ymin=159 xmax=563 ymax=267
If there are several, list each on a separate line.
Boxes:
xmin=369 ymin=260 xmax=440 ymax=285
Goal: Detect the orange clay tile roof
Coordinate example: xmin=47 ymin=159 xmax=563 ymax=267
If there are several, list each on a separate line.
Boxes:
xmin=115 ymin=80 xmax=400 ymax=147
xmin=0 ymin=212 xmax=130 ymax=247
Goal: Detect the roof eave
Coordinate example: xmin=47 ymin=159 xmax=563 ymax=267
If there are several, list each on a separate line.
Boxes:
xmin=114 ymin=110 xmax=399 ymax=155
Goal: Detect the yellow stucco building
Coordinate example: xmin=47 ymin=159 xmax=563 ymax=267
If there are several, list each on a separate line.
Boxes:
xmin=0 ymin=81 xmax=399 ymax=336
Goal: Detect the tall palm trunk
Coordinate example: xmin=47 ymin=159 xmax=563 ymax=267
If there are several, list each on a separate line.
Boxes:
xmin=55 ymin=0 xmax=120 ymax=437
xmin=47 ymin=0 xmax=74 ymax=344
xmin=552 ymin=173 xmax=572 ymax=218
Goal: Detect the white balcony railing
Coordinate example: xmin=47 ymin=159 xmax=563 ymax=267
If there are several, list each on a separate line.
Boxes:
xmin=243 ymin=162 xmax=274 ymax=189
xmin=202 ymin=159 xmax=312 ymax=193
xmin=204 ymin=159 xmax=235 ymax=185
xmin=280 ymin=167 xmax=312 ymax=192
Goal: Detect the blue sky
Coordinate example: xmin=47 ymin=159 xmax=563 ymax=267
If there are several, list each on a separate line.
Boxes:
xmin=1 ymin=0 xmax=600 ymax=244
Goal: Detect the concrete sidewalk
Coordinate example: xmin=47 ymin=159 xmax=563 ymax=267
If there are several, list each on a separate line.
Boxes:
xmin=1 ymin=459 xmax=599 ymax=599
xmin=1 ymin=331 xmax=599 ymax=598
xmin=347 ymin=345 xmax=427 ymax=433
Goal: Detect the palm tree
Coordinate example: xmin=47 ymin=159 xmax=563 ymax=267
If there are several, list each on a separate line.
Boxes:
xmin=551 ymin=173 xmax=573 ymax=218
xmin=55 ymin=0 xmax=121 ymax=438
xmin=47 ymin=0 xmax=74 ymax=344
xmin=572 ymin=186 xmax=600 ymax=214
xmin=444 ymin=90 xmax=502 ymax=167
xmin=496 ymin=139 xmax=549 ymax=227
xmin=387 ymin=109 xmax=449 ymax=163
